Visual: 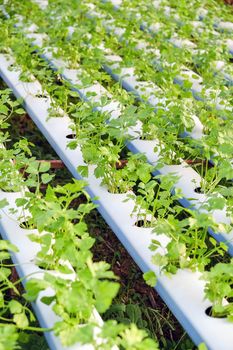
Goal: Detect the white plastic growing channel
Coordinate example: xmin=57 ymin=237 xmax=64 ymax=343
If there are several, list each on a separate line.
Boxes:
xmin=1 ymin=50 xmax=233 ymax=350
xmin=12 ymin=20 xmax=233 ymax=257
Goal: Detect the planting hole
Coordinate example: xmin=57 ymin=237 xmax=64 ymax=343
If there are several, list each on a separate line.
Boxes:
xmin=66 ymin=133 xmax=76 ymax=139
xmin=37 ymin=262 xmax=47 ymax=270
xmin=194 ymin=187 xmax=204 ymax=194
xmin=35 ymin=93 xmax=48 ymax=99
xmin=205 ymin=306 xmax=227 ymax=319
xmin=107 ymin=187 xmax=128 ymax=195
xmin=55 ymin=76 xmax=63 ymax=86
xmin=19 ymin=221 xmax=35 ymax=230
xmin=37 ymin=262 xmax=54 ymax=271
xmin=135 ymin=220 xmax=152 ymax=228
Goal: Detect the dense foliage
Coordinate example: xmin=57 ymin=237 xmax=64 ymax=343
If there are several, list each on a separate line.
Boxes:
xmin=0 ymin=0 xmax=233 ymax=349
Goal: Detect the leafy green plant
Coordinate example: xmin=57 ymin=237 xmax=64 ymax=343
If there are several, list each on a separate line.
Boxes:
xmin=127 ymin=173 xmax=181 ymax=227
xmin=150 ymin=210 xmax=229 ymax=274
xmin=0 ymin=239 xmax=50 ymax=350
xmin=202 ymin=259 xmax=233 ymax=320
xmin=0 ymin=89 xmax=31 ymax=192
xmin=15 ymin=180 xmax=95 ymax=269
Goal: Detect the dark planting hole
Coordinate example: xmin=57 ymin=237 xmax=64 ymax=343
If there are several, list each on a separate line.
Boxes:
xmin=37 ymin=262 xmax=55 ymax=271
xmin=139 ymin=135 xmax=153 ymax=141
xmin=100 ymin=133 xmax=109 ymax=141
xmin=19 ymin=221 xmax=35 ymax=230
xmin=194 ymin=187 xmax=204 ymax=194
xmin=56 ymin=80 xmax=63 ymax=86
xmin=55 ymin=76 xmax=63 ymax=86
xmin=37 ymin=263 xmax=47 ymax=270
xmin=119 ymin=147 xmax=128 ymax=160
xmin=135 ymin=220 xmax=152 ymax=228
xmin=66 ymin=133 xmax=76 ymax=139
xmin=205 ymin=306 xmax=227 ymax=319
xmin=229 ymin=57 xmax=233 ymax=63
xmin=107 ymin=187 xmax=128 ymax=195
xmin=35 ymin=93 xmax=48 ymax=99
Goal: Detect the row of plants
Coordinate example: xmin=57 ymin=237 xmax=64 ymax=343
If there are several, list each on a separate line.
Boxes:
xmin=0 ymin=86 xmax=159 ymax=349
xmin=141 ymin=0 xmax=233 ymax=23
xmin=10 ymin=1 xmax=231 ymax=117
xmin=4 ymin=83 xmax=195 ymax=350
xmin=7 ymin=2 xmax=233 ymax=82
xmin=100 ymin=0 xmax=233 ymax=43
xmin=88 ymin=0 xmax=233 ymax=94
xmin=97 ymin=0 xmax=233 ymax=95
xmin=57 ymin=1 xmax=233 ymax=193
xmin=6 ymin=0 xmax=233 ymax=115
xmin=6 ymin=0 xmax=233 ymax=204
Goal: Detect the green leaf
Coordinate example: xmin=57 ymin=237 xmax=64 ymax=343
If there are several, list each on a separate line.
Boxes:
xmin=0 ymin=105 xmax=9 ymax=115
xmin=0 ymin=240 xmax=18 ymax=253
xmin=151 ymin=253 xmax=168 ymax=267
xmin=40 ymin=296 xmax=55 ymax=305
xmin=137 ymin=166 xmax=151 ymax=183
xmin=15 ymin=108 xmax=25 ymax=115
xmin=207 ymin=196 xmax=226 ymax=210
xmin=95 ymin=281 xmax=119 ymax=313
xmin=24 ymin=279 xmax=48 ymax=301
xmin=0 ymin=198 xmax=8 ymax=209
xmin=13 ymin=313 xmax=29 ymax=329
xmin=143 ymin=271 xmax=157 ymax=287
xmin=0 ymin=291 xmax=4 ymax=308
xmin=198 ymin=343 xmax=208 ymax=350
xmin=58 ymin=280 xmax=93 ymax=317
xmin=209 ymin=237 xmax=217 ymax=247
xmin=57 ymin=264 xmax=73 ymax=274
xmin=9 ymin=300 xmax=23 ymax=314
xmin=15 ymin=198 xmax=28 ymax=207
xmin=54 ymin=322 xmax=94 ymax=346
xmin=0 ymin=267 xmax=11 ymax=281
xmin=41 ymin=173 xmax=54 ymax=184
xmin=0 ymin=325 xmax=19 ymax=350
xmin=120 ymin=324 xmax=159 ymax=349
xmin=39 ymin=162 xmax=51 ymax=173
xmin=0 ymin=252 xmax=11 ymax=260
xmin=77 ymin=165 xmax=88 ymax=178
xmin=67 ymin=140 xmax=77 ymax=150
xmin=26 ymin=161 xmax=39 ymax=174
